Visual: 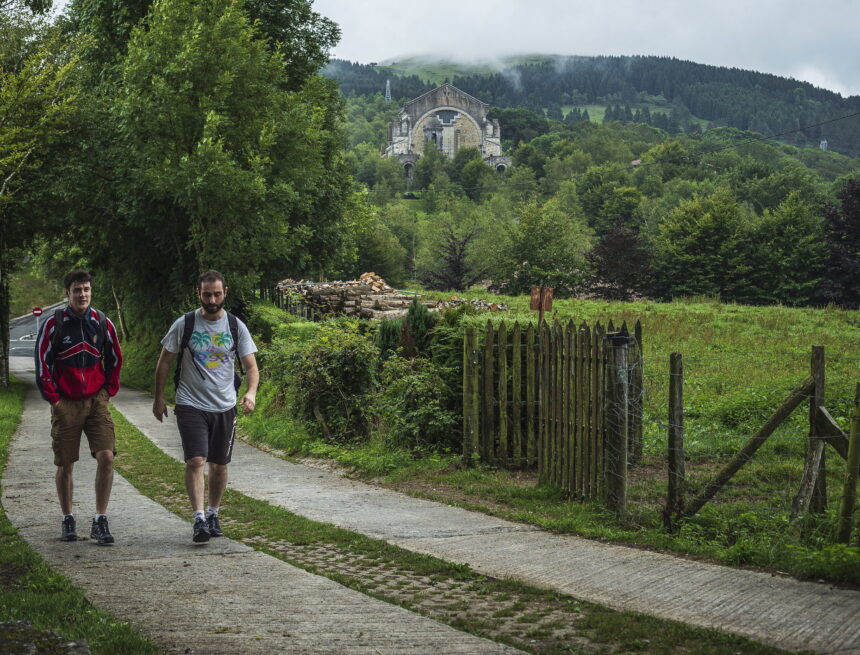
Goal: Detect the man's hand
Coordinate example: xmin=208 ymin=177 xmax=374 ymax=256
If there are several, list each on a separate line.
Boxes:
xmin=153 ymin=398 xmax=168 ymax=422
xmin=240 ymin=393 xmax=256 ymax=415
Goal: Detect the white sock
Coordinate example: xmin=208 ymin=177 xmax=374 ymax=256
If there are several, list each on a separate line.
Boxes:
xmin=193 ymin=509 xmax=205 ymax=522
xmin=93 ymin=513 xmax=106 ymax=521
xmin=206 ymin=506 xmax=219 ymax=518
xmin=63 ymin=513 xmax=74 ymax=520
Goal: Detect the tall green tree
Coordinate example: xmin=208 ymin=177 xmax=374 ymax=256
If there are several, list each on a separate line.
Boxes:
xmin=66 ymin=0 xmax=338 ymax=85
xmin=586 ymin=223 xmax=653 ymax=300
xmin=744 ymin=192 xmax=825 ymax=305
xmin=651 ymin=188 xmax=754 ymax=300
xmin=419 ymin=223 xmax=485 ymax=291
xmin=53 ymin=0 xmax=348 ymax=331
xmin=814 ymin=177 xmax=860 ymax=308
xmin=492 ymin=195 xmax=593 ymax=296
xmin=0 ymin=7 xmax=83 ymax=387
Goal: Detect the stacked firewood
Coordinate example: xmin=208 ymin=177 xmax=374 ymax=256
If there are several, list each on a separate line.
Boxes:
xmin=275 ymin=275 xmax=507 ymax=320
xmin=434 ymin=296 xmax=508 ymax=312
xmin=276 ymin=274 xmax=422 ymax=320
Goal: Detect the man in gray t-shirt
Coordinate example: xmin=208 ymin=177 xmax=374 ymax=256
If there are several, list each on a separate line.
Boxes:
xmin=152 ymin=270 xmax=259 ymax=543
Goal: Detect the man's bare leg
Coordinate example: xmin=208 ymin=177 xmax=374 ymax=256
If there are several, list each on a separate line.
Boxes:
xmin=56 ymin=463 xmax=74 ymax=515
xmin=185 ymin=457 xmax=206 ymax=512
xmin=94 ymin=450 xmax=113 ymax=515
xmin=207 ymin=463 xmax=227 ymax=509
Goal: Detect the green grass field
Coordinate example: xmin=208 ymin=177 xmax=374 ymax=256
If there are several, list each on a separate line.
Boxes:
xmin=238 ymin=291 xmax=860 ymax=583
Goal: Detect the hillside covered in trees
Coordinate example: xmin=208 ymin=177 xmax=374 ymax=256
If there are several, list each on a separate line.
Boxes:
xmin=325 ymin=55 xmax=860 ymax=157
xmin=336 ymin=83 xmax=860 ymax=309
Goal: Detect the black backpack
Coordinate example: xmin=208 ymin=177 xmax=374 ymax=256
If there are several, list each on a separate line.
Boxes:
xmin=173 ymin=311 xmax=244 ymax=391
xmin=51 ymin=307 xmax=108 ymax=356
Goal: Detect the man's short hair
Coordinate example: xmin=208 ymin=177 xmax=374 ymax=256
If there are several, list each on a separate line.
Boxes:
xmin=197 ymin=270 xmax=226 ymax=289
xmin=64 ymin=269 xmax=92 ymax=291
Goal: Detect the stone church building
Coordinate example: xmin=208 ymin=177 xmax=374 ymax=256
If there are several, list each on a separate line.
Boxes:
xmin=384 ymin=83 xmax=511 ymax=176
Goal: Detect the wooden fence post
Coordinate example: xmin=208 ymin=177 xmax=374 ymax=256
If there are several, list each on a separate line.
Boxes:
xmin=606 ymin=331 xmax=630 ymax=516
xmin=630 ymin=320 xmax=644 ymax=463
xmin=526 ymin=323 xmax=536 ymax=466
xmin=791 ymin=346 xmax=826 ymax=519
xmin=482 ymin=321 xmax=495 ymax=463
xmin=664 ymin=353 xmax=685 ymax=530
xmin=594 ymin=322 xmax=606 ymax=498
xmin=512 ymin=322 xmax=522 ymax=467
xmin=539 ymin=321 xmax=550 ymax=479
xmin=498 ymin=321 xmax=509 ymax=466
xmin=462 ymin=327 xmax=480 ymax=465
xmin=836 ymin=383 xmax=860 ymax=543
xmin=812 ymin=345 xmax=827 ymax=513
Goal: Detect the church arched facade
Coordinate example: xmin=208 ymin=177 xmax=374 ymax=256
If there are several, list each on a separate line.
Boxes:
xmin=384 ymin=83 xmax=511 ymax=174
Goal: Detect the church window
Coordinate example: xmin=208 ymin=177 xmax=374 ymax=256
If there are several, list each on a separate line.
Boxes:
xmin=436 ymin=110 xmax=459 ymax=125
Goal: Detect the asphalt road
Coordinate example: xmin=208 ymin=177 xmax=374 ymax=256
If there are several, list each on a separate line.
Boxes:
xmin=8 ymin=304 xmax=63 ymax=358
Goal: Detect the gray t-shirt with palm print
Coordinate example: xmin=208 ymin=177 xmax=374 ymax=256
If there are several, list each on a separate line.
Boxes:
xmin=162 ymin=309 xmax=257 ymax=412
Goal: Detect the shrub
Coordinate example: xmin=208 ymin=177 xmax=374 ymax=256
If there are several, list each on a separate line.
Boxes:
xmin=245 ymin=300 xmax=301 ymax=344
xmin=276 ymin=320 xmax=378 ymax=442
xmin=405 ymin=296 xmax=437 ymax=355
xmin=375 ymin=318 xmax=403 ymax=359
xmin=371 ymin=356 xmax=458 ymax=451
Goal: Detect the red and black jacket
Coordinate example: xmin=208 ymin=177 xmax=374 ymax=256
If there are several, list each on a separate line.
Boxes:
xmin=35 ymin=306 xmax=123 ymax=403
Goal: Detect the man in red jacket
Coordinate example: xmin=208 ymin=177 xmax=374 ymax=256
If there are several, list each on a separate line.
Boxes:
xmin=35 ymin=270 xmax=123 ymax=545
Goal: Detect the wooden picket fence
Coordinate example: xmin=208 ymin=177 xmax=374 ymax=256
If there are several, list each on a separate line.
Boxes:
xmin=462 ymin=319 xmax=643 ymax=506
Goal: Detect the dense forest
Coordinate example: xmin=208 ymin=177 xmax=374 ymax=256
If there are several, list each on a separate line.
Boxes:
xmin=3 ymin=1 xmax=860 ymax=387
xmin=325 ymin=56 xmax=860 ymax=157
xmin=337 ymin=84 xmax=860 ymax=309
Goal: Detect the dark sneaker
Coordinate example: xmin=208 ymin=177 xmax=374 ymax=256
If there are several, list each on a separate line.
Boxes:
xmin=60 ymin=515 xmax=77 ymax=542
xmin=192 ymin=518 xmax=210 ymax=543
xmin=90 ymin=516 xmax=114 ymax=545
xmin=206 ymin=514 xmax=223 ymax=537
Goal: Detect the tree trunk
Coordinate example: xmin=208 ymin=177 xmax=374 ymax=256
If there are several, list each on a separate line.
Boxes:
xmin=111 ymin=284 xmax=130 ymax=341
xmin=0 ymin=250 xmax=11 ymax=389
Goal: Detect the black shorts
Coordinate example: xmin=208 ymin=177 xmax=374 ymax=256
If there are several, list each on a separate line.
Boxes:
xmin=174 ymin=404 xmax=237 ymax=465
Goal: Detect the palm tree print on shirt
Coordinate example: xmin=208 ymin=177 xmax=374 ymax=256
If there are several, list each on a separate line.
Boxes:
xmin=190 ymin=331 xmax=211 ymax=348
xmin=211 ymin=331 xmax=233 ymax=347
xmin=191 ymin=330 xmax=232 ymax=371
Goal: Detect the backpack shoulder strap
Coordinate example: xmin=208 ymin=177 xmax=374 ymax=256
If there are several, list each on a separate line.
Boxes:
xmin=93 ymin=309 xmax=108 ymax=355
xmin=173 ymin=311 xmax=198 ymax=388
xmin=50 ymin=308 xmax=66 ymax=353
xmin=227 ymin=312 xmax=245 ymax=375
xmin=180 ymin=311 xmax=196 ymax=351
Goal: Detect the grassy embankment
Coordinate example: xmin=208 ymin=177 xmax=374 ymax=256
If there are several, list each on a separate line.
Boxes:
xmin=76 ymin=270 xmax=859 ymax=584
xmin=232 ymin=291 xmax=860 ymax=584
xmin=9 ymin=264 xmax=63 ymax=318
xmin=0 ymin=378 xmax=158 ymax=654
xmin=107 ymin=403 xmax=802 ymax=655
xmin=7 ymin=270 xmax=800 ymax=653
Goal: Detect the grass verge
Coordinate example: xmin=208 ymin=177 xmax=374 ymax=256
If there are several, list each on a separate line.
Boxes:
xmin=0 ymin=378 xmax=158 ymax=655
xmin=231 ymin=293 xmax=860 ymax=585
xmin=109 ymin=406 xmax=806 ymax=655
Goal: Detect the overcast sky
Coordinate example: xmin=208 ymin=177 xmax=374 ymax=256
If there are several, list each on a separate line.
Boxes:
xmin=312 ymin=0 xmax=860 ymax=97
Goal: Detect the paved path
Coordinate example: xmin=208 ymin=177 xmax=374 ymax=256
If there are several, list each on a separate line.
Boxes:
xmin=107 ymin=384 xmax=860 ymax=655
xmin=2 ymin=359 xmax=520 ymax=655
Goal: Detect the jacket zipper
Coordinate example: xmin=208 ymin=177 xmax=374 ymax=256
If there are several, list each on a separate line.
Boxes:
xmin=79 ymin=315 xmax=86 ymax=396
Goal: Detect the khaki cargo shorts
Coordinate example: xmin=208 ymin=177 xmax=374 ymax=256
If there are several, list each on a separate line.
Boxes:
xmin=51 ymin=388 xmax=116 ymax=467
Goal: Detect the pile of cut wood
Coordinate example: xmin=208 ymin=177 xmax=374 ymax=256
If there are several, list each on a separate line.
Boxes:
xmin=275 ymin=275 xmax=507 ymax=320
xmin=434 ymin=296 xmax=508 ymax=312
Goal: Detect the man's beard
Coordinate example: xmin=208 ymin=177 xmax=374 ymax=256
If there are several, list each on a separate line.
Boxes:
xmin=202 ymin=300 xmax=224 ymax=315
